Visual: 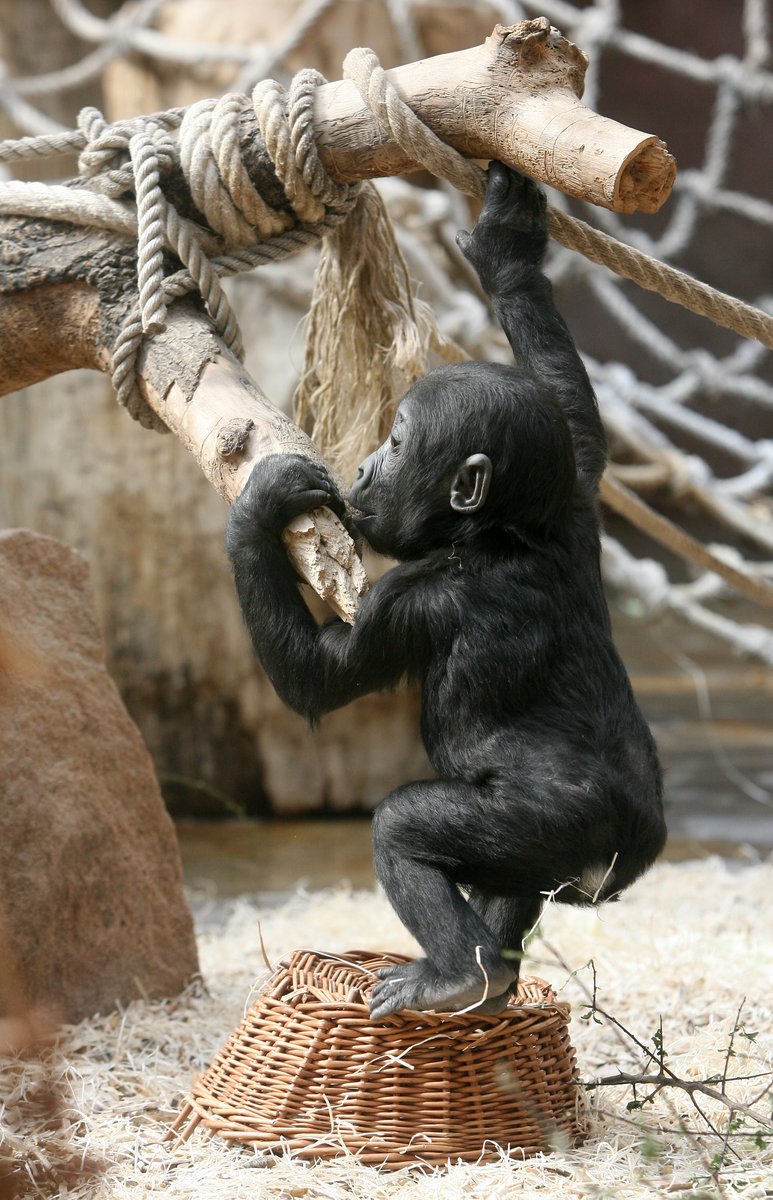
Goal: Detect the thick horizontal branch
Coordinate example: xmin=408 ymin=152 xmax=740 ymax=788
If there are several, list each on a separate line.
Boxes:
xmin=310 ymin=19 xmax=675 ymax=212
xmin=232 ymin=20 xmax=674 ymax=217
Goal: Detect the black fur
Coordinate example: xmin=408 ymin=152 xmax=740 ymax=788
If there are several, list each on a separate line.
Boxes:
xmin=227 ymin=165 xmax=666 ymax=1021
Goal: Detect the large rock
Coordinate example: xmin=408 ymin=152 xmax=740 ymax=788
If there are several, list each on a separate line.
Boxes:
xmin=0 ymin=530 xmax=198 ymax=1022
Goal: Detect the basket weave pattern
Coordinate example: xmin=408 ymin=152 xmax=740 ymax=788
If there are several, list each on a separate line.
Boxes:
xmin=170 ymin=949 xmax=584 ymax=1167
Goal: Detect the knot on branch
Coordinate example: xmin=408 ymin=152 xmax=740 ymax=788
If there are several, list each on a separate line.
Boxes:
xmin=216 ymin=417 xmax=255 ymax=459
xmin=343 ymin=48 xmax=486 ymax=199
xmin=0 ymin=47 xmax=481 ymax=443
xmin=490 ymin=18 xmax=588 ymax=95
xmin=78 ymin=78 xmax=362 ymax=431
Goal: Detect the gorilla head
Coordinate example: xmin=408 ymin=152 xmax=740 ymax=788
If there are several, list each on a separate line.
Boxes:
xmin=348 ymin=361 xmax=577 ymax=560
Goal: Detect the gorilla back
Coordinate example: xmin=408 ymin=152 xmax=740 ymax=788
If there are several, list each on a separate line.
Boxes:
xmin=227 ymin=164 xmax=666 ymax=1021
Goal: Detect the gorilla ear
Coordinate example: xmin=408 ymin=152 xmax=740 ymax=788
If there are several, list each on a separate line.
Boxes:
xmin=450 ymin=454 xmax=492 ymax=513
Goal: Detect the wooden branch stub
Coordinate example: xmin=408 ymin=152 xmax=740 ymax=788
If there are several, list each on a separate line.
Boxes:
xmin=314 ymin=18 xmax=676 ymax=213
xmin=216 ymin=417 xmax=255 ymax=460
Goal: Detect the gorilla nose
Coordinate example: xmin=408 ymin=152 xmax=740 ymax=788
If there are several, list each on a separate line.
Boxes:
xmin=350 ymin=454 xmax=375 ymax=500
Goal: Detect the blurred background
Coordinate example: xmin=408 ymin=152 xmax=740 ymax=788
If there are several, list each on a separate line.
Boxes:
xmin=0 ymin=0 xmax=771 ymax=894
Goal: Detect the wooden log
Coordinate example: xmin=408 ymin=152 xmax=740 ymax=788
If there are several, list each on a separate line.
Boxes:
xmin=0 ymin=19 xmax=676 ymax=620
xmin=313 ymin=18 xmax=675 ymax=214
xmin=230 ymin=18 xmax=674 ymax=217
xmin=140 ymin=307 xmax=367 ymax=621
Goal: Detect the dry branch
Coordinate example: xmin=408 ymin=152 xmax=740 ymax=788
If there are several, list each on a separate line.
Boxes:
xmin=0 ymin=20 xmax=676 ymax=619
xmin=317 ymin=19 xmax=675 ymax=214
xmin=140 ymin=312 xmax=368 ymax=620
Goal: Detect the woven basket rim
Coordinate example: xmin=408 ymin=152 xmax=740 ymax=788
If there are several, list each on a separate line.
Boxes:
xmin=261 ymin=948 xmax=572 ymax=1025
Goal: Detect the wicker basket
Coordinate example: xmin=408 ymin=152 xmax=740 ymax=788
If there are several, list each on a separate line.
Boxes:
xmin=170 ymin=949 xmax=584 ymax=1168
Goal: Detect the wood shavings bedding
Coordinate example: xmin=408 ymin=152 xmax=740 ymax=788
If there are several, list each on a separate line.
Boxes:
xmin=3 ymin=857 xmax=772 ymax=1199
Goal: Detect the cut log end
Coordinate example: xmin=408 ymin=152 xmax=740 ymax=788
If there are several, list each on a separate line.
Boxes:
xmin=283 ymin=510 xmax=369 ymax=624
xmin=617 ymin=138 xmax=677 ymax=214
xmin=484 ymin=20 xmax=676 ymax=214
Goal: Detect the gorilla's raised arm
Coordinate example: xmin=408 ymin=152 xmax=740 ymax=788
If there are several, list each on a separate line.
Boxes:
xmin=458 ymin=165 xmax=607 ymax=490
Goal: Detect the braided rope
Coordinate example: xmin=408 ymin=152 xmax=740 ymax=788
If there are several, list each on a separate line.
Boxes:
xmin=109 ymin=75 xmax=361 ymax=428
xmin=547 ymin=208 xmax=773 ymax=349
xmin=0 ymin=76 xmax=363 ymax=430
xmin=343 ymin=47 xmax=487 ymax=199
xmin=0 ymin=181 xmax=138 ymax=236
xmin=209 ymin=94 xmax=288 ymax=241
xmin=0 ymin=128 xmax=84 ymax=161
xmin=131 ymin=131 xmax=167 ymax=334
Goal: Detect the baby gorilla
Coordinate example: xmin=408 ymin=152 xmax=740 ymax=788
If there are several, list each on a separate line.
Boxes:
xmin=227 ymin=165 xmax=666 ymax=1021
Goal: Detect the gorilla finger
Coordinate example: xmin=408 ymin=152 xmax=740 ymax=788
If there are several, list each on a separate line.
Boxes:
xmin=487 ymin=160 xmax=521 ymax=194
xmin=284 ymin=488 xmax=336 ymax=517
xmin=481 ymin=162 xmax=527 ymax=214
xmin=369 ymin=999 xmax=396 ymax=1022
xmin=292 ymin=459 xmax=332 ymax=488
xmin=371 ymin=976 xmax=405 ymax=997
xmin=321 ymin=488 xmax=347 ymax=521
xmin=369 ymin=986 xmax=404 ymax=1021
xmin=304 ymin=459 xmax=333 ymax=478
xmin=303 ymin=466 xmax=346 ymax=505
xmin=528 ymin=179 xmax=548 ymax=215
xmin=374 ymin=964 xmax=405 ymax=981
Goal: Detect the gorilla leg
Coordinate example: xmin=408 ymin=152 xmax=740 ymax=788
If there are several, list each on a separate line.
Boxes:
xmin=369 ymin=780 xmax=549 ymax=1020
xmin=467 ymin=890 xmax=544 ymax=989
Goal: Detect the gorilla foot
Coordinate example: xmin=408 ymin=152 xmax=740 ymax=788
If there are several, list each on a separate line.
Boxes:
xmin=368 ymin=956 xmax=514 ymax=1021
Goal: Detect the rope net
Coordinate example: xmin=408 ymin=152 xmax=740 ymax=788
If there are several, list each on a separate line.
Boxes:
xmin=0 ymin=0 xmax=772 ymax=663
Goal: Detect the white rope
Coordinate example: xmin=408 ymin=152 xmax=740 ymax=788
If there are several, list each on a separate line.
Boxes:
xmin=602 ymin=537 xmax=773 ymax=666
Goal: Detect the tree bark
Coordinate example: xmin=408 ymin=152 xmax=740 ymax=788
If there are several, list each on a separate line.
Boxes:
xmin=0 ymin=18 xmax=676 ymax=620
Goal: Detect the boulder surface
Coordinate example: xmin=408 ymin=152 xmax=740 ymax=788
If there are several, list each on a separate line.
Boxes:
xmin=0 ymin=530 xmax=198 ymax=1022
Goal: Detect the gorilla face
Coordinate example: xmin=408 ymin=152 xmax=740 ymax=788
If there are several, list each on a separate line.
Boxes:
xmin=348 ymin=362 xmax=576 ymax=560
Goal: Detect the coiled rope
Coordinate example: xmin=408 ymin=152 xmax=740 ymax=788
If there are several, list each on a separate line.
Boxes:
xmin=0 ymin=73 xmax=360 ymax=431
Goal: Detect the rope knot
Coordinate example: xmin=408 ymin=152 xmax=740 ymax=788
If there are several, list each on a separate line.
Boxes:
xmin=342 ymin=47 xmax=486 ymax=199
xmin=77 ymin=107 xmax=130 ymax=179
xmin=664 ymin=451 xmax=710 ymax=498
xmin=79 ymin=70 xmax=365 ymax=431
